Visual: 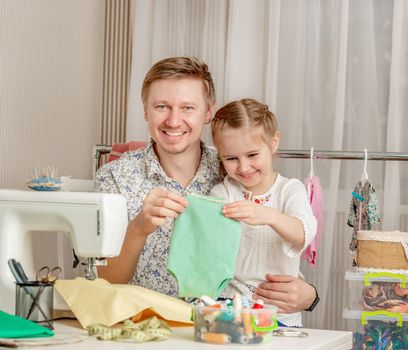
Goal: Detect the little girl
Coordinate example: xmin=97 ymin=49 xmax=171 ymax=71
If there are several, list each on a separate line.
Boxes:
xmin=210 ymin=98 xmax=317 ymax=327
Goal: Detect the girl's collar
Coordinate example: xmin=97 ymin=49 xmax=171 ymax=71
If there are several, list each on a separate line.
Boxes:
xmin=241 ymin=173 xmax=280 ymax=204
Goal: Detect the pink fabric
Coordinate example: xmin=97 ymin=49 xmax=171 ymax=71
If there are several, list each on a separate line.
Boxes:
xmin=107 ymin=141 xmax=147 ymax=163
xmin=302 ymin=175 xmax=324 ymax=266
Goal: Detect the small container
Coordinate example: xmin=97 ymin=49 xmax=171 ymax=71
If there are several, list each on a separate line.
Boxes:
xmin=15 ymin=282 xmax=54 ymax=329
xmin=344 ymin=270 xmax=408 ymax=313
xmin=193 ymin=305 xmax=278 ymax=345
xmin=351 ymin=311 xmax=408 ymax=349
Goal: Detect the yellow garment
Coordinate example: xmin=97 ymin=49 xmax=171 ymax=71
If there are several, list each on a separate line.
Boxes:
xmin=55 ymin=278 xmax=193 ymax=329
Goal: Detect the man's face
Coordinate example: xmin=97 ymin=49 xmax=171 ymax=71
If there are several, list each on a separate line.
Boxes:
xmin=144 ymin=78 xmax=212 ymax=156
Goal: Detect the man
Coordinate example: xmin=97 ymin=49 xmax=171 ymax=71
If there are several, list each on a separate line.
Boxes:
xmin=96 ymin=56 xmax=319 ymax=314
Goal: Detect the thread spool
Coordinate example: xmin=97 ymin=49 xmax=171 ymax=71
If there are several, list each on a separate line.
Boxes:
xmin=253 ymin=299 xmax=264 ymax=309
xmin=204 ymin=311 xmax=220 ymax=326
xmin=242 ymin=311 xmax=253 ymax=338
xmin=237 ymin=335 xmax=250 ymax=344
xmin=200 ymin=332 xmax=231 ymax=344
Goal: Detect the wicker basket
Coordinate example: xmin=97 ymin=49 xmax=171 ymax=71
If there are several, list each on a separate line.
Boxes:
xmin=356 ymin=230 xmax=408 ymax=271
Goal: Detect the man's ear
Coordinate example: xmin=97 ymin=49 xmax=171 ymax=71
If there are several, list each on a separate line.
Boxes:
xmin=204 ymin=101 xmax=216 ymax=124
xmin=143 ymin=107 xmax=148 ymax=121
xmin=271 ymin=131 xmax=280 ymax=153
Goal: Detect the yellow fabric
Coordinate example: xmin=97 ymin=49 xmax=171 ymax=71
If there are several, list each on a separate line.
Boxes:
xmin=55 ymin=278 xmax=193 ymax=329
xmin=131 ymin=308 xmax=192 ymax=327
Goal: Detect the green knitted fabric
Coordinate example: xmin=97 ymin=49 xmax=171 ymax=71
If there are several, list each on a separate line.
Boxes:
xmin=167 ymin=193 xmax=242 ymax=299
xmin=0 ymin=311 xmax=54 ymax=338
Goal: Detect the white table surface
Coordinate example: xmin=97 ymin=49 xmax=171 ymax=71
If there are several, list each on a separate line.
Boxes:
xmin=16 ymin=320 xmax=352 ymax=350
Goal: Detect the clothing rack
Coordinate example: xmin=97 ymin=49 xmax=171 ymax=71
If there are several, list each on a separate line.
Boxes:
xmin=92 ymin=145 xmax=408 ymax=177
xmin=93 ymin=144 xmax=112 ymax=178
xmin=277 ymin=150 xmax=408 ymax=161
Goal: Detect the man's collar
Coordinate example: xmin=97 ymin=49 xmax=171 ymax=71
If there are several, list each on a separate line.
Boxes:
xmin=145 ymin=139 xmax=165 ymax=180
xmin=145 ymin=139 xmax=212 ymax=184
xmin=194 ymin=142 xmax=216 ymax=184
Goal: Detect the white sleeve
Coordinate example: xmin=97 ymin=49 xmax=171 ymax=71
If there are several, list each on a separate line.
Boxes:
xmin=209 ymin=181 xmax=229 ymax=200
xmin=280 ymin=179 xmax=317 ymax=257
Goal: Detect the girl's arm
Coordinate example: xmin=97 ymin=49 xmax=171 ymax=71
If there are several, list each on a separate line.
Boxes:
xmin=222 ymin=201 xmax=305 ymax=247
xmin=222 ymin=178 xmax=316 ymax=249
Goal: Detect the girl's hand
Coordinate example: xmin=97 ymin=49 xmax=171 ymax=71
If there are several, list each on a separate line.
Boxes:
xmin=222 ymin=200 xmax=274 ymax=225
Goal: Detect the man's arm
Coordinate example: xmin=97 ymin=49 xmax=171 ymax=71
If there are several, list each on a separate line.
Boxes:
xmin=97 ymin=218 xmax=148 ymax=283
xmin=253 ymin=274 xmax=318 ymax=313
xmin=98 ymin=188 xmax=189 ymax=283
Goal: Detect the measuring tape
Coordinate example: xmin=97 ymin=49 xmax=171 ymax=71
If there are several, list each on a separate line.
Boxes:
xmin=87 ymin=317 xmax=172 ymax=342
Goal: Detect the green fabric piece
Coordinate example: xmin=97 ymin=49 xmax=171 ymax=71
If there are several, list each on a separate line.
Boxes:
xmin=0 ymin=311 xmax=54 ymax=338
xmin=167 ymin=193 xmax=242 ymax=299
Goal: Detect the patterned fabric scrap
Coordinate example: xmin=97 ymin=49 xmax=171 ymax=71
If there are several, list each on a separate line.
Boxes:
xmin=347 ymin=180 xmax=381 ymax=261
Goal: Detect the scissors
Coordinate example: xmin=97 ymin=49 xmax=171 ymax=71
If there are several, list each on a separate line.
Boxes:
xmin=36 ymin=266 xmax=62 ymax=284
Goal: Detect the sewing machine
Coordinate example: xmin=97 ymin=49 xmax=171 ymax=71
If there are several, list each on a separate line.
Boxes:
xmin=0 ymin=189 xmax=128 ymax=314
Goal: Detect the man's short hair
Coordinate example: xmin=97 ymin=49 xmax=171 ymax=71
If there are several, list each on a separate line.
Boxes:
xmin=141 ymin=57 xmax=216 ymax=108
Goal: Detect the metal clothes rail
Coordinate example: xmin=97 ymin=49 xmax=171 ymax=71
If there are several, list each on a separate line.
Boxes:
xmin=93 ymin=144 xmax=112 ymax=178
xmin=277 ymin=150 xmax=408 ymax=161
xmin=92 ymin=145 xmax=408 ymax=177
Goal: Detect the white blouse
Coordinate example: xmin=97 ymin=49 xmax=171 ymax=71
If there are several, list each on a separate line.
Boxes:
xmin=210 ymin=173 xmax=317 ymax=327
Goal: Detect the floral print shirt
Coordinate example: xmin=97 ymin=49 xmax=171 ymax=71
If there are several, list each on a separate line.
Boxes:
xmin=95 ymin=139 xmax=221 ymax=296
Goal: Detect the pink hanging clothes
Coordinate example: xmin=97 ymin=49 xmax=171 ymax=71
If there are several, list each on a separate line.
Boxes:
xmin=302 ymin=175 xmax=324 ymax=266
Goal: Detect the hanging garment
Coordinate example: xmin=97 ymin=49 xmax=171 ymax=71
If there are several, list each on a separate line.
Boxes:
xmin=301 ymin=175 xmax=324 ymax=266
xmin=347 ymin=180 xmax=381 ymax=264
xmin=167 ymin=193 xmax=242 ymax=299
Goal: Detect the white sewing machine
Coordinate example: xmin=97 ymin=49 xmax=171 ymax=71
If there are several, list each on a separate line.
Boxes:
xmin=0 ymin=189 xmax=128 ymax=314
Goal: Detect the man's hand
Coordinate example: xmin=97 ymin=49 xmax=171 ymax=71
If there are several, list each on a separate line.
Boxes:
xmin=98 ymin=188 xmax=188 ymax=284
xmin=134 ymin=188 xmax=189 ymax=236
xmin=253 ymin=274 xmax=316 ymax=313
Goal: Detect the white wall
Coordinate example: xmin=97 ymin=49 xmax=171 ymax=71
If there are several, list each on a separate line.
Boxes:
xmin=0 ymin=0 xmax=106 ymax=281
xmin=0 ymin=0 xmax=105 ymax=189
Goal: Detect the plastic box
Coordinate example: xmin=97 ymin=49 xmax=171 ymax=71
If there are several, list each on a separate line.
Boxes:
xmin=344 ymin=270 xmax=408 ymax=313
xmin=193 ymin=305 xmax=277 ymax=345
xmin=350 ymin=311 xmax=408 ymax=349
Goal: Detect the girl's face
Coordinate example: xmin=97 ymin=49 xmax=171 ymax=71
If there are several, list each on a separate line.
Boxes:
xmin=215 ymin=127 xmax=279 ymax=195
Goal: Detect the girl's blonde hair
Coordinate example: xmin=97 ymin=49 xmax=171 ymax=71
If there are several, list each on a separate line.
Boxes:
xmin=211 ymin=98 xmax=278 ymax=176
